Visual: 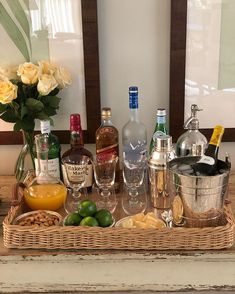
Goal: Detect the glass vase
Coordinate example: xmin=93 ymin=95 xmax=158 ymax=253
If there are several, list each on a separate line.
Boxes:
xmin=14 ymin=130 xmax=35 ymax=182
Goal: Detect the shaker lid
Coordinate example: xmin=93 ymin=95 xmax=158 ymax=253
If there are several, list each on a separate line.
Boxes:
xmin=154 ymin=134 xmax=172 ymax=150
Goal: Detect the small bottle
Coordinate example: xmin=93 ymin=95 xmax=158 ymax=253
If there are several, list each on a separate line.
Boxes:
xmin=149 ymin=108 xmax=167 ymax=154
xmin=61 ymin=114 xmax=93 ymax=192
xmin=176 ymin=104 xmax=207 ymax=157
xmin=96 ymin=107 xmax=119 ymax=190
xmin=122 ymin=86 xmax=147 ymax=160
xmin=35 ymin=120 xmax=61 ymax=179
xmin=193 ymin=125 xmax=224 ymax=176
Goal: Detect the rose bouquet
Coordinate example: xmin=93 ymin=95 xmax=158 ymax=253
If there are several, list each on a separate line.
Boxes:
xmin=0 ymin=60 xmax=71 ymax=181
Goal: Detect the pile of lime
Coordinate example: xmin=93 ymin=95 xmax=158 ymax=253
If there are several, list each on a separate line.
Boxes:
xmin=64 ymin=199 xmax=113 ymax=227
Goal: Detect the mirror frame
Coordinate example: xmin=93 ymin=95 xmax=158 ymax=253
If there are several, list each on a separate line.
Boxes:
xmin=170 ymin=0 xmax=234 ymax=142
xmin=0 ymin=0 xmax=100 ymax=145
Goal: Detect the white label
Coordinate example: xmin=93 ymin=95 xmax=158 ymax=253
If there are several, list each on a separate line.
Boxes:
xmin=35 ymin=158 xmax=60 ymax=179
xmin=62 ymin=163 xmax=93 ymax=187
xmin=198 ymin=155 xmax=215 ymax=166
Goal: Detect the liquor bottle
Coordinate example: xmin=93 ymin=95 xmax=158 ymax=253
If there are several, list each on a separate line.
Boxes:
xmin=61 ymin=113 xmax=93 ymax=192
xmin=193 ymin=125 xmax=224 ymax=176
xmin=122 ymin=86 xmax=147 ymax=160
xmin=149 ymin=108 xmax=167 ymax=154
xmin=35 ymin=120 xmax=61 ymax=179
xmin=96 ymin=107 xmax=120 ymax=190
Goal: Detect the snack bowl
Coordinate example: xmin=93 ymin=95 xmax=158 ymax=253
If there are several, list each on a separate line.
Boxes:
xmin=13 ymin=210 xmax=62 ymax=227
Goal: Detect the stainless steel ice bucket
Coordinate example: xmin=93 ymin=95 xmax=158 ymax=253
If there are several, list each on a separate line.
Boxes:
xmin=168 ymin=156 xmax=230 ymax=226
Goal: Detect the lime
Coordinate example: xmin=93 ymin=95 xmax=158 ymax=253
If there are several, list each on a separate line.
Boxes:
xmin=64 ymin=212 xmax=82 ymax=226
xmin=80 ymin=216 xmax=99 ymax=227
xmin=95 ymin=209 xmax=113 ymax=227
xmin=78 ymin=199 xmax=97 ymax=217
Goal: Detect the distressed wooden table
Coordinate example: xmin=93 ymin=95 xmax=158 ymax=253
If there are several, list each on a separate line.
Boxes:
xmin=0 ymin=175 xmax=235 ymax=293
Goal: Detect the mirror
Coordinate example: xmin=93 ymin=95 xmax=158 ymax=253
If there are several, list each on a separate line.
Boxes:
xmin=170 ymin=0 xmax=235 ymax=142
xmin=0 ymin=0 xmax=100 ymax=144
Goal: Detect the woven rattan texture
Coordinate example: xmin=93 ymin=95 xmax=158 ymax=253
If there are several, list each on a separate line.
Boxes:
xmin=3 ymin=199 xmax=234 ymax=250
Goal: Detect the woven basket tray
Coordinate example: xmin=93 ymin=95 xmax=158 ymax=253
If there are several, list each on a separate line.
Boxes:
xmin=3 ymin=185 xmax=235 ymax=250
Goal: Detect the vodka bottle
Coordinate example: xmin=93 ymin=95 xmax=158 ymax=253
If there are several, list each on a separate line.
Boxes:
xmin=122 ymin=86 xmax=147 ymax=161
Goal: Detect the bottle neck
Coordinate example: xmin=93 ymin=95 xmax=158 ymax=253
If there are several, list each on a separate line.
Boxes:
xmin=129 ymin=108 xmax=139 ymax=122
xmin=70 ymin=130 xmax=84 ymax=148
xmin=101 ymin=117 xmax=113 ymax=126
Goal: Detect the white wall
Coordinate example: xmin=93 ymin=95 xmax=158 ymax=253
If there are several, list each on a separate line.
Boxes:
xmin=0 ymin=0 xmax=234 ymax=175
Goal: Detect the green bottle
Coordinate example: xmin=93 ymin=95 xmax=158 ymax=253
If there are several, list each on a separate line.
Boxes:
xmin=149 ymin=108 xmax=167 ymax=154
xmin=35 ymin=120 xmax=61 ymax=179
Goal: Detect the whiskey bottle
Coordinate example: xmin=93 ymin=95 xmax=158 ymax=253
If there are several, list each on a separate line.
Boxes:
xmin=61 ymin=114 xmax=93 ymax=191
xmin=193 ymin=125 xmax=224 ymax=176
xmin=35 ymin=120 xmax=61 ymax=179
xmin=96 ymin=107 xmax=119 ymax=190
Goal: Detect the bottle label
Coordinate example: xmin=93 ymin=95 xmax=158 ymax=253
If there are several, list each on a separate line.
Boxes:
xmin=35 ymin=158 xmax=60 ymax=179
xmin=197 ymin=155 xmax=215 ymax=166
xmin=62 ymin=163 xmax=93 ymax=188
xmin=129 ymin=94 xmax=138 ymax=109
xmin=96 ymin=144 xmax=119 ymax=160
xmin=157 ymin=116 xmax=166 ymax=124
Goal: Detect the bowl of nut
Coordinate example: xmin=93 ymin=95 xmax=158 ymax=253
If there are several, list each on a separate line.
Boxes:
xmin=13 ymin=210 xmax=62 ymax=227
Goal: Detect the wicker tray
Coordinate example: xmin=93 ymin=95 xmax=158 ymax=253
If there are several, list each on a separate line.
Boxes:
xmin=3 ymin=185 xmax=235 ymax=250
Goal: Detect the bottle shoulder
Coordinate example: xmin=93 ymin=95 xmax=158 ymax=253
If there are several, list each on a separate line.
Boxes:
xmin=62 ymin=146 xmax=92 ymax=159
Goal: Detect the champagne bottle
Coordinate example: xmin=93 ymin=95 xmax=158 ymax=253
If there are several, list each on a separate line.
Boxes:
xmin=193 ymin=125 xmax=224 ymax=176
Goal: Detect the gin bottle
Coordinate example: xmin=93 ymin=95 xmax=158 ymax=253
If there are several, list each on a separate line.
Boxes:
xmin=35 ymin=120 xmax=61 ymax=179
xmin=122 ymin=86 xmax=147 ymax=161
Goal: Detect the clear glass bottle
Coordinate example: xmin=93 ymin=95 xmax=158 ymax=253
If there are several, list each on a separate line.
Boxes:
xmin=61 ymin=113 xmax=93 ymax=192
xmin=122 ymin=86 xmax=147 ymax=161
xmin=96 ymin=107 xmax=119 ymax=191
xmin=24 ymin=134 xmax=67 ymax=211
xmin=35 ymin=120 xmax=61 ymax=179
xmin=149 ymin=108 xmax=167 ymax=154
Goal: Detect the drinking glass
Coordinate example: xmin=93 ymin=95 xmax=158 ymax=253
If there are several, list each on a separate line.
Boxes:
xmin=92 ymin=154 xmax=118 ymax=197
xmin=123 ymin=155 xmax=146 ymax=196
xmin=62 ymin=155 xmax=90 ymax=213
xmin=122 ymin=155 xmax=147 ymax=214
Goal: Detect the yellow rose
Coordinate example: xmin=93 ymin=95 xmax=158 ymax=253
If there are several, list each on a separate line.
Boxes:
xmin=0 ymin=66 xmax=18 ymax=81
xmin=38 ymin=60 xmax=57 ymax=75
xmin=0 ymin=80 xmax=17 ymax=104
xmin=17 ymin=62 xmax=39 ymax=84
xmin=37 ymin=74 xmax=58 ymax=95
xmin=54 ymin=67 xmax=72 ymax=89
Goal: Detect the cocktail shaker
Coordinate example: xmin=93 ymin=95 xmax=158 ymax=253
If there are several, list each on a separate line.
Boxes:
xmin=148 ymin=135 xmax=176 ymax=209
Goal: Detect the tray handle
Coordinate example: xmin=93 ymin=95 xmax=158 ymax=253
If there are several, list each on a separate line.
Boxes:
xmin=11 ymin=182 xmax=26 ymax=206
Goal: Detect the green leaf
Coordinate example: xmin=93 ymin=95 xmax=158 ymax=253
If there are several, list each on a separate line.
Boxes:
xmin=0 ymin=2 xmax=30 ymax=61
xmin=21 ymin=117 xmax=35 ymax=131
xmin=0 ymin=104 xmax=7 ymax=114
xmin=25 ymin=98 xmax=44 ymax=111
xmin=41 ymin=96 xmax=61 ymax=108
xmin=36 ymin=111 xmax=50 ymax=121
xmin=0 ymin=109 xmax=18 ymax=122
xmin=13 ymin=121 xmax=22 ymax=132
xmin=48 ymin=88 xmax=60 ymax=96
xmin=11 ymin=101 xmax=20 ymax=111
xmin=20 ymin=105 xmax=28 ymax=119
xmin=44 ymin=106 xmax=57 ymax=116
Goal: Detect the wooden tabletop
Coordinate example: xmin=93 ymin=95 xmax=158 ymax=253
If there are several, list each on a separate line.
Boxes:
xmin=0 ymin=175 xmax=235 ymax=293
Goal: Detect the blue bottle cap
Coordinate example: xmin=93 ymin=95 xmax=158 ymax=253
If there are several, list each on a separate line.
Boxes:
xmin=129 ymin=86 xmax=138 ymax=109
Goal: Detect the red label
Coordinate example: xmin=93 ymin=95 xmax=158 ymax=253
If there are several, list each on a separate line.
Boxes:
xmin=96 ymin=144 xmax=118 ymax=161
